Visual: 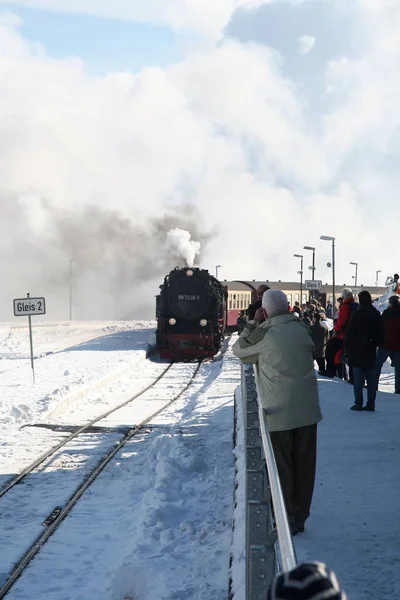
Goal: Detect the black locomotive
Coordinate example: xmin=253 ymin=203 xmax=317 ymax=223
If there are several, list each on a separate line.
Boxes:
xmin=156 ymin=267 xmax=227 ymax=360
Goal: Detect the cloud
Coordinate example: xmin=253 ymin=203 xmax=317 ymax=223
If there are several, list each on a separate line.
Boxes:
xmin=298 ymin=34 xmax=315 ymax=55
xmin=0 ymin=3 xmax=399 ymax=320
xmin=0 ymin=0 xmax=273 ymax=41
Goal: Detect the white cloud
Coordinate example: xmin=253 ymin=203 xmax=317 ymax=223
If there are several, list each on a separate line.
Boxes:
xmin=298 ymin=34 xmax=315 ymax=55
xmin=0 ymin=0 xmax=273 ymax=40
xmin=0 ymin=3 xmax=400 ymax=318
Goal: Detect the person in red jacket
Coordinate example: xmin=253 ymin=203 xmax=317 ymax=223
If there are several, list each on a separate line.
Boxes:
xmin=325 ymin=288 xmax=358 ymax=378
xmin=376 ymin=296 xmax=400 ymax=394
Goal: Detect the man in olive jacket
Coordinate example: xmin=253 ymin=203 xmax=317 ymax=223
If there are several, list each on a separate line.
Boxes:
xmin=233 ymin=289 xmax=322 ymax=534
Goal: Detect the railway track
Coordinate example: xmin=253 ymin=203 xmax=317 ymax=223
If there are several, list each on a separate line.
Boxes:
xmin=0 ymin=360 xmax=202 ymax=598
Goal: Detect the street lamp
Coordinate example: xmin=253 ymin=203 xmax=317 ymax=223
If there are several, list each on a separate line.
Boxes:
xmin=320 ymin=236 xmax=336 ymax=317
xmin=69 ymin=259 xmax=76 ymax=321
xmin=215 ymin=264 xmax=222 ymax=279
xmin=350 ymin=261 xmax=358 ymax=288
xmin=294 ymin=254 xmax=303 ymax=305
xmin=375 ymin=270 xmax=381 ymax=287
xmin=303 ymin=245 xmax=316 ymax=299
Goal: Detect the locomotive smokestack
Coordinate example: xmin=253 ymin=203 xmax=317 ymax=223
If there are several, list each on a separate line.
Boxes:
xmin=165 ymin=228 xmax=201 ymax=268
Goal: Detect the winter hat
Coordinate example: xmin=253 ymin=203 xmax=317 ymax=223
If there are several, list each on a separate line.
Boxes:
xmin=267 ymin=561 xmax=347 ymax=600
xmin=341 ymin=288 xmax=353 ymax=299
xmin=389 ymin=295 xmax=399 ymax=306
xmin=262 ymin=289 xmax=289 ymax=314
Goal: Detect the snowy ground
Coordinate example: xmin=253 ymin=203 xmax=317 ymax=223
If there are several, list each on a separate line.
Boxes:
xmin=1 ymin=321 xmax=399 ymax=600
xmin=295 ymin=360 xmax=400 ymax=600
xmin=0 ymin=323 xmax=241 ymax=600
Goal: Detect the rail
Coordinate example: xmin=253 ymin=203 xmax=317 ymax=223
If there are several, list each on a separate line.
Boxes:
xmin=0 ymin=362 xmax=202 ymax=598
xmin=253 ymin=364 xmax=297 ymax=572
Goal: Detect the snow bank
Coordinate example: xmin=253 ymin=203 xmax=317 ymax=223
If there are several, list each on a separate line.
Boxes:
xmin=8 ymin=342 xmax=242 ymax=600
xmin=0 ymin=323 xmax=155 ymax=425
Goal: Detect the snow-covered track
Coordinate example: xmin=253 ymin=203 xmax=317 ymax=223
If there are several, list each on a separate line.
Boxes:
xmin=0 ymin=363 xmax=173 ymax=499
xmin=0 ymin=361 xmax=202 ymax=598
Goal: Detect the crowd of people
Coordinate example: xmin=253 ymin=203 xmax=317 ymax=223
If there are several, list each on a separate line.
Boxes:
xmin=233 ymin=282 xmax=399 ymax=598
xmin=236 ymin=284 xmax=400 ymax=410
xmin=233 ymin=286 xmax=399 ymax=526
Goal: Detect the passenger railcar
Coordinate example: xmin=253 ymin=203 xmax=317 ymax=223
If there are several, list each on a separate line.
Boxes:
xmin=223 ymin=280 xmax=389 ymax=330
xmin=156 ymin=267 xmax=227 ymax=360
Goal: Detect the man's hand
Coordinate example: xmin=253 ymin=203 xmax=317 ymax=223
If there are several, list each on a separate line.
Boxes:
xmin=254 ymin=307 xmax=265 ymax=322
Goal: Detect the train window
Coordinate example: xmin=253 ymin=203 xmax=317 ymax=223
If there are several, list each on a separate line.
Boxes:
xmin=302 ymin=294 xmax=307 ymax=304
xmin=295 ymin=294 xmax=299 ymax=302
xmin=287 ymin=294 xmax=292 ymax=304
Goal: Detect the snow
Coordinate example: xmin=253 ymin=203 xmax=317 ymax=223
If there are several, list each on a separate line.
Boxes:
xmin=0 ymin=323 xmax=241 ymax=600
xmin=1 ymin=321 xmax=400 ymax=600
xmin=373 ymin=282 xmax=399 ymax=312
xmin=295 ymin=365 xmax=400 ymax=600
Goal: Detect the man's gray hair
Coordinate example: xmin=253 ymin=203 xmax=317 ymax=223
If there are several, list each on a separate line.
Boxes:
xmin=341 ymin=288 xmax=353 ymax=299
xmin=262 ymin=289 xmax=288 ymax=314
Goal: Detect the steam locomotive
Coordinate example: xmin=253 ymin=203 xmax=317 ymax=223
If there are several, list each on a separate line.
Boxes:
xmin=156 ymin=267 xmax=227 ymax=360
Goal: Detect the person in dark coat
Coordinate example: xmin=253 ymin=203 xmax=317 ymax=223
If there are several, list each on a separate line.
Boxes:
xmin=236 ymin=310 xmax=247 ymax=333
xmin=344 ymin=290 xmax=385 ymax=411
xmin=292 ymin=301 xmax=302 ymax=317
xmin=310 ymin=313 xmax=329 ymax=373
xmin=376 ymin=295 xmax=400 ymax=394
xmin=247 ymin=284 xmax=270 ymax=320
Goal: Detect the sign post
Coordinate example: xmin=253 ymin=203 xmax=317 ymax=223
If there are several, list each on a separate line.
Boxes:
xmin=13 ymin=293 xmax=46 ymax=384
xmin=304 ymin=280 xmax=322 ymax=291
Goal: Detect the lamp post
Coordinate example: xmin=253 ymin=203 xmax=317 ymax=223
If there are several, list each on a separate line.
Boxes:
xmin=350 ymin=261 xmax=358 ymax=288
xmin=375 ymin=270 xmax=381 ymax=287
xmin=320 ymin=236 xmax=336 ymax=317
xmin=215 ymin=264 xmax=222 ymax=279
xmin=294 ymin=254 xmax=303 ymax=305
xmin=69 ymin=259 xmax=76 ymax=321
xmin=303 ymin=245 xmax=316 ymax=299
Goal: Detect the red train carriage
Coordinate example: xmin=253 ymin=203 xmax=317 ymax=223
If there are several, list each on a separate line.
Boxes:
xmin=156 ymin=267 xmax=227 ymax=361
xmin=225 ymin=283 xmax=253 ymax=331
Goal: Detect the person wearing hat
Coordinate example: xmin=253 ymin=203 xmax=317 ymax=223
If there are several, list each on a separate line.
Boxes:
xmin=344 ymin=290 xmax=385 ymax=411
xmin=376 ymin=295 xmax=400 ymax=394
xmin=233 ymin=289 xmax=322 ymax=534
xmin=267 ymin=561 xmax=347 ymax=600
xmin=247 ymin=284 xmax=270 ymax=321
xmin=325 ymin=289 xmax=357 ymax=379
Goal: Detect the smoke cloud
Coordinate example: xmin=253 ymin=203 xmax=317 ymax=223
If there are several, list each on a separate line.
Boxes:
xmin=165 ymin=229 xmax=201 ymax=268
xmin=0 ymin=194 xmax=214 ymax=320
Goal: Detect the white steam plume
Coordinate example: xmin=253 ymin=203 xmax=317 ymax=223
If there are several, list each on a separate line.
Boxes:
xmin=165 ymin=228 xmax=201 ymax=268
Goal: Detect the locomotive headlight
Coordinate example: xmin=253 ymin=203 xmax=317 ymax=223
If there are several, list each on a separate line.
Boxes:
xmin=200 ymin=319 xmax=207 ymax=326
xmin=186 ymin=269 xmax=194 ymax=276
xmin=169 ymin=318 xmax=176 ymax=325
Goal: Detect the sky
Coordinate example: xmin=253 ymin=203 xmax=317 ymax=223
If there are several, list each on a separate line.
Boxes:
xmin=0 ymin=0 xmax=399 ymax=318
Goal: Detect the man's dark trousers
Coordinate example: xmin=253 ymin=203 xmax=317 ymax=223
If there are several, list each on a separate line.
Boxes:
xmin=270 ymin=424 xmax=317 ymax=529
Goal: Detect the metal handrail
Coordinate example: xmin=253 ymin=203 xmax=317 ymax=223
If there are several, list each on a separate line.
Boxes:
xmin=253 ymin=365 xmax=297 ymax=572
